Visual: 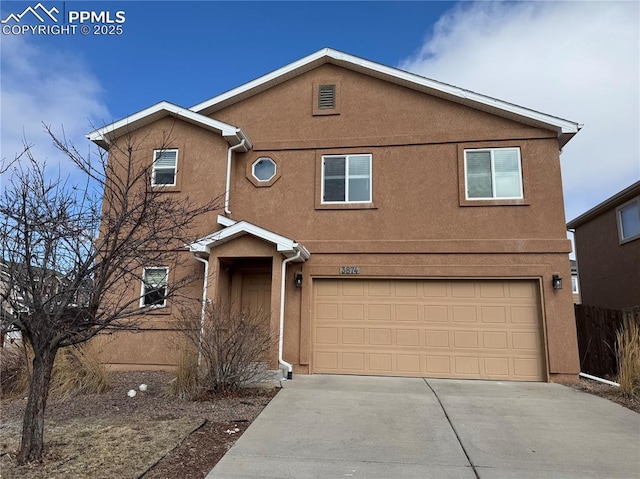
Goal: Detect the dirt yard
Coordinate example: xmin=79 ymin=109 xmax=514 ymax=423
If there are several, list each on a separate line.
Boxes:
xmin=0 ymin=371 xmax=277 ymax=479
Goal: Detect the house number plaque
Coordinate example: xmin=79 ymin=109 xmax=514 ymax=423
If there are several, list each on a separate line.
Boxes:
xmin=340 ymin=266 xmax=360 ymax=274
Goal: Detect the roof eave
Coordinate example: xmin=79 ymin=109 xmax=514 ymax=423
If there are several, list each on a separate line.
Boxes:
xmin=190 ymin=48 xmax=581 ymax=146
xmin=86 ymin=101 xmax=252 ymax=150
xmin=222 ymin=129 xmax=253 ymax=151
xmin=186 ymin=216 xmax=309 ymax=262
xmin=567 ymin=180 xmax=640 ymax=228
xmin=559 ymin=127 xmax=582 ymax=150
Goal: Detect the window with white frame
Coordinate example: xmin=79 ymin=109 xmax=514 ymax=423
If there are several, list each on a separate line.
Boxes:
xmin=141 ymin=267 xmax=168 ymax=307
xmin=617 ymin=197 xmax=640 ymax=243
xmin=252 ymin=157 xmax=276 ymax=182
xmin=152 ymin=149 xmax=178 ymax=186
xmin=322 ymin=154 xmax=372 ymax=203
xmin=571 ymin=275 xmax=579 ymax=294
xmin=464 ymin=148 xmax=523 ymax=200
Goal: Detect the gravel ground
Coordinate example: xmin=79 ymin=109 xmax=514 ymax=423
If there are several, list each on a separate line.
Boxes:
xmin=0 ymin=371 xmax=278 ymax=479
xmin=567 ymin=377 xmax=639 ymax=413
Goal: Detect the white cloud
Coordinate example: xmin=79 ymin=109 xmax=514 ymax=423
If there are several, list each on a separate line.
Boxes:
xmin=0 ymin=35 xmax=109 ymax=178
xmin=400 ymin=1 xmax=639 ymax=222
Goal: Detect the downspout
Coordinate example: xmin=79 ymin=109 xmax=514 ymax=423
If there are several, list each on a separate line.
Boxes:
xmin=193 ymin=255 xmax=209 ymax=366
xmin=279 ymin=249 xmax=301 ymax=380
xmin=579 ymin=372 xmax=620 ymax=387
xmin=224 ymin=140 xmax=246 ymax=215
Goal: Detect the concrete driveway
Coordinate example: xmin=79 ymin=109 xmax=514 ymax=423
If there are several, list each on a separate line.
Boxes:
xmin=207 ymin=376 xmax=640 ymax=479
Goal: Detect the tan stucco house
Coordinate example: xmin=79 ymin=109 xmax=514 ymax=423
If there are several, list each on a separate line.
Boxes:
xmin=89 ymin=48 xmax=581 ymax=382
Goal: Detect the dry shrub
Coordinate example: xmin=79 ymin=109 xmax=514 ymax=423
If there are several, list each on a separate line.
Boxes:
xmin=175 ymin=303 xmax=274 ymax=395
xmin=0 ymin=342 xmax=108 ymax=399
xmin=617 ymin=320 xmax=640 ymax=397
xmin=171 ymin=343 xmax=200 ymax=400
xmin=0 ymin=344 xmax=30 ymax=398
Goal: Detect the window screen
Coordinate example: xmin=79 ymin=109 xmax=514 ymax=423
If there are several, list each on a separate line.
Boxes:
xmin=323 ymin=155 xmax=371 ymax=203
xmin=153 ymin=150 xmax=178 ymax=186
xmin=465 ymin=148 xmax=522 ymax=200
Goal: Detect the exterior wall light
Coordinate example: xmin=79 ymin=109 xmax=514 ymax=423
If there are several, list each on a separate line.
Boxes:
xmin=552 ymin=274 xmax=563 ymax=290
xmin=294 ymin=273 xmax=303 ymax=288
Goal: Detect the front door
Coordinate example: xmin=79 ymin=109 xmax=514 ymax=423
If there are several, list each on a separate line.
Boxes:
xmin=240 ymin=273 xmax=271 ymax=317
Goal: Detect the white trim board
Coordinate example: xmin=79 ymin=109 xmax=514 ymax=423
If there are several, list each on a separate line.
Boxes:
xmin=188 ymin=215 xmax=310 ymax=261
xmin=87 ymin=101 xmax=252 ymax=150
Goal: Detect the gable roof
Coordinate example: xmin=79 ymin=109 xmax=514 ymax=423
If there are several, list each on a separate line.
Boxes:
xmin=567 ymin=181 xmax=640 ymax=229
xmin=88 ymin=48 xmax=581 ymax=151
xmin=188 ymin=216 xmax=310 ymax=261
xmin=87 ymin=101 xmax=252 ymax=151
xmin=191 ymin=48 xmax=581 ymax=148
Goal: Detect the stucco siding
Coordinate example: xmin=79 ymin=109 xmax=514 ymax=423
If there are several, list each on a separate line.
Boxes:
xmin=97 ymin=58 xmax=579 ymax=381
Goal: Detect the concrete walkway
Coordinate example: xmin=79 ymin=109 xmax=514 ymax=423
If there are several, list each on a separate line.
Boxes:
xmin=207 ymin=376 xmax=640 ymax=479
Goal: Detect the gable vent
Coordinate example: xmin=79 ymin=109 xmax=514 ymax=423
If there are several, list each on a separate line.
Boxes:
xmin=318 ymin=84 xmax=336 ymax=110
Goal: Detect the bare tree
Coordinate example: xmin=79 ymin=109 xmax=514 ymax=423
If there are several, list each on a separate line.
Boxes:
xmin=0 ymin=127 xmax=220 ymax=463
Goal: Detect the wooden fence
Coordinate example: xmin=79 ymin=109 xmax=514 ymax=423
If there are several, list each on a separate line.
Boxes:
xmin=574 ymin=305 xmax=640 ymax=378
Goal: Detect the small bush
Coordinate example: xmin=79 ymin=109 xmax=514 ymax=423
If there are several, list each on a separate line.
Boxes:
xmin=617 ymin=320 xmax=640 ymax=397
xmin=175 ymin=303 xmax=274 ymax=395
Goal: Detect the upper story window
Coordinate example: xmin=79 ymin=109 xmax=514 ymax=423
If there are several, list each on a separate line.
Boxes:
xmin=464 ymin=148 xmax=523 ymax=200
xmin=617 ymin=197 xmax=640 ymax=243
xmin=322 ymin=154 xmax=372 ymax=203
xmin=252 ymin=157 xmax=277 ymax=182
xmin=152 ymin=149 xmax=178 ymax=186
xmin=141 ymin=267 xmax=168 ymax=307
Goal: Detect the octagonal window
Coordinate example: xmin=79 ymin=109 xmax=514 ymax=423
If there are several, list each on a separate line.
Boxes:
xmin=252 ymin=157 xmax=276 ymax=182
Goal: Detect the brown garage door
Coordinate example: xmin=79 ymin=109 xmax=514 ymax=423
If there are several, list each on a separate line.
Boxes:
xmin=312 ymin=279 xmax=546 ymax=381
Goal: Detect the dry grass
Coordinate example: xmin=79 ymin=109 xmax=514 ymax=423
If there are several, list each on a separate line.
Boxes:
xmin=170 ymin=344 xmax=199 ymax=401
xmin=617 ymin=320 xmax=640 ymax=397
xmin=0 ymin=342 xmax=108 ymax=400
xmin=50 ymin=344 xmax=109 ymax=399
xmin=0 ymin=416 xmax=204 ymax=478
xmin=0 ymin=346 xmax=29 ymax=398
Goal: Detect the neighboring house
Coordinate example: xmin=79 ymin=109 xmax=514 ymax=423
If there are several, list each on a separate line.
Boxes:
xmin=570 ymin=260 xmax=581 ymax=304
xmin=0 ymin=260 xmax=65 ymax=347
xmin=0 ymin=262 xmax=20 ymax=347
xmin=567 ymin=181 xmax=640 ymax=309
xmin=88 ymin=48 xmax=581 ymax=382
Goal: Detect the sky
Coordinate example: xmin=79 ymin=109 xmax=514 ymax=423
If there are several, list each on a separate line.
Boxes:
xmin=1 ymin=0 xmax=639 ymax=226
